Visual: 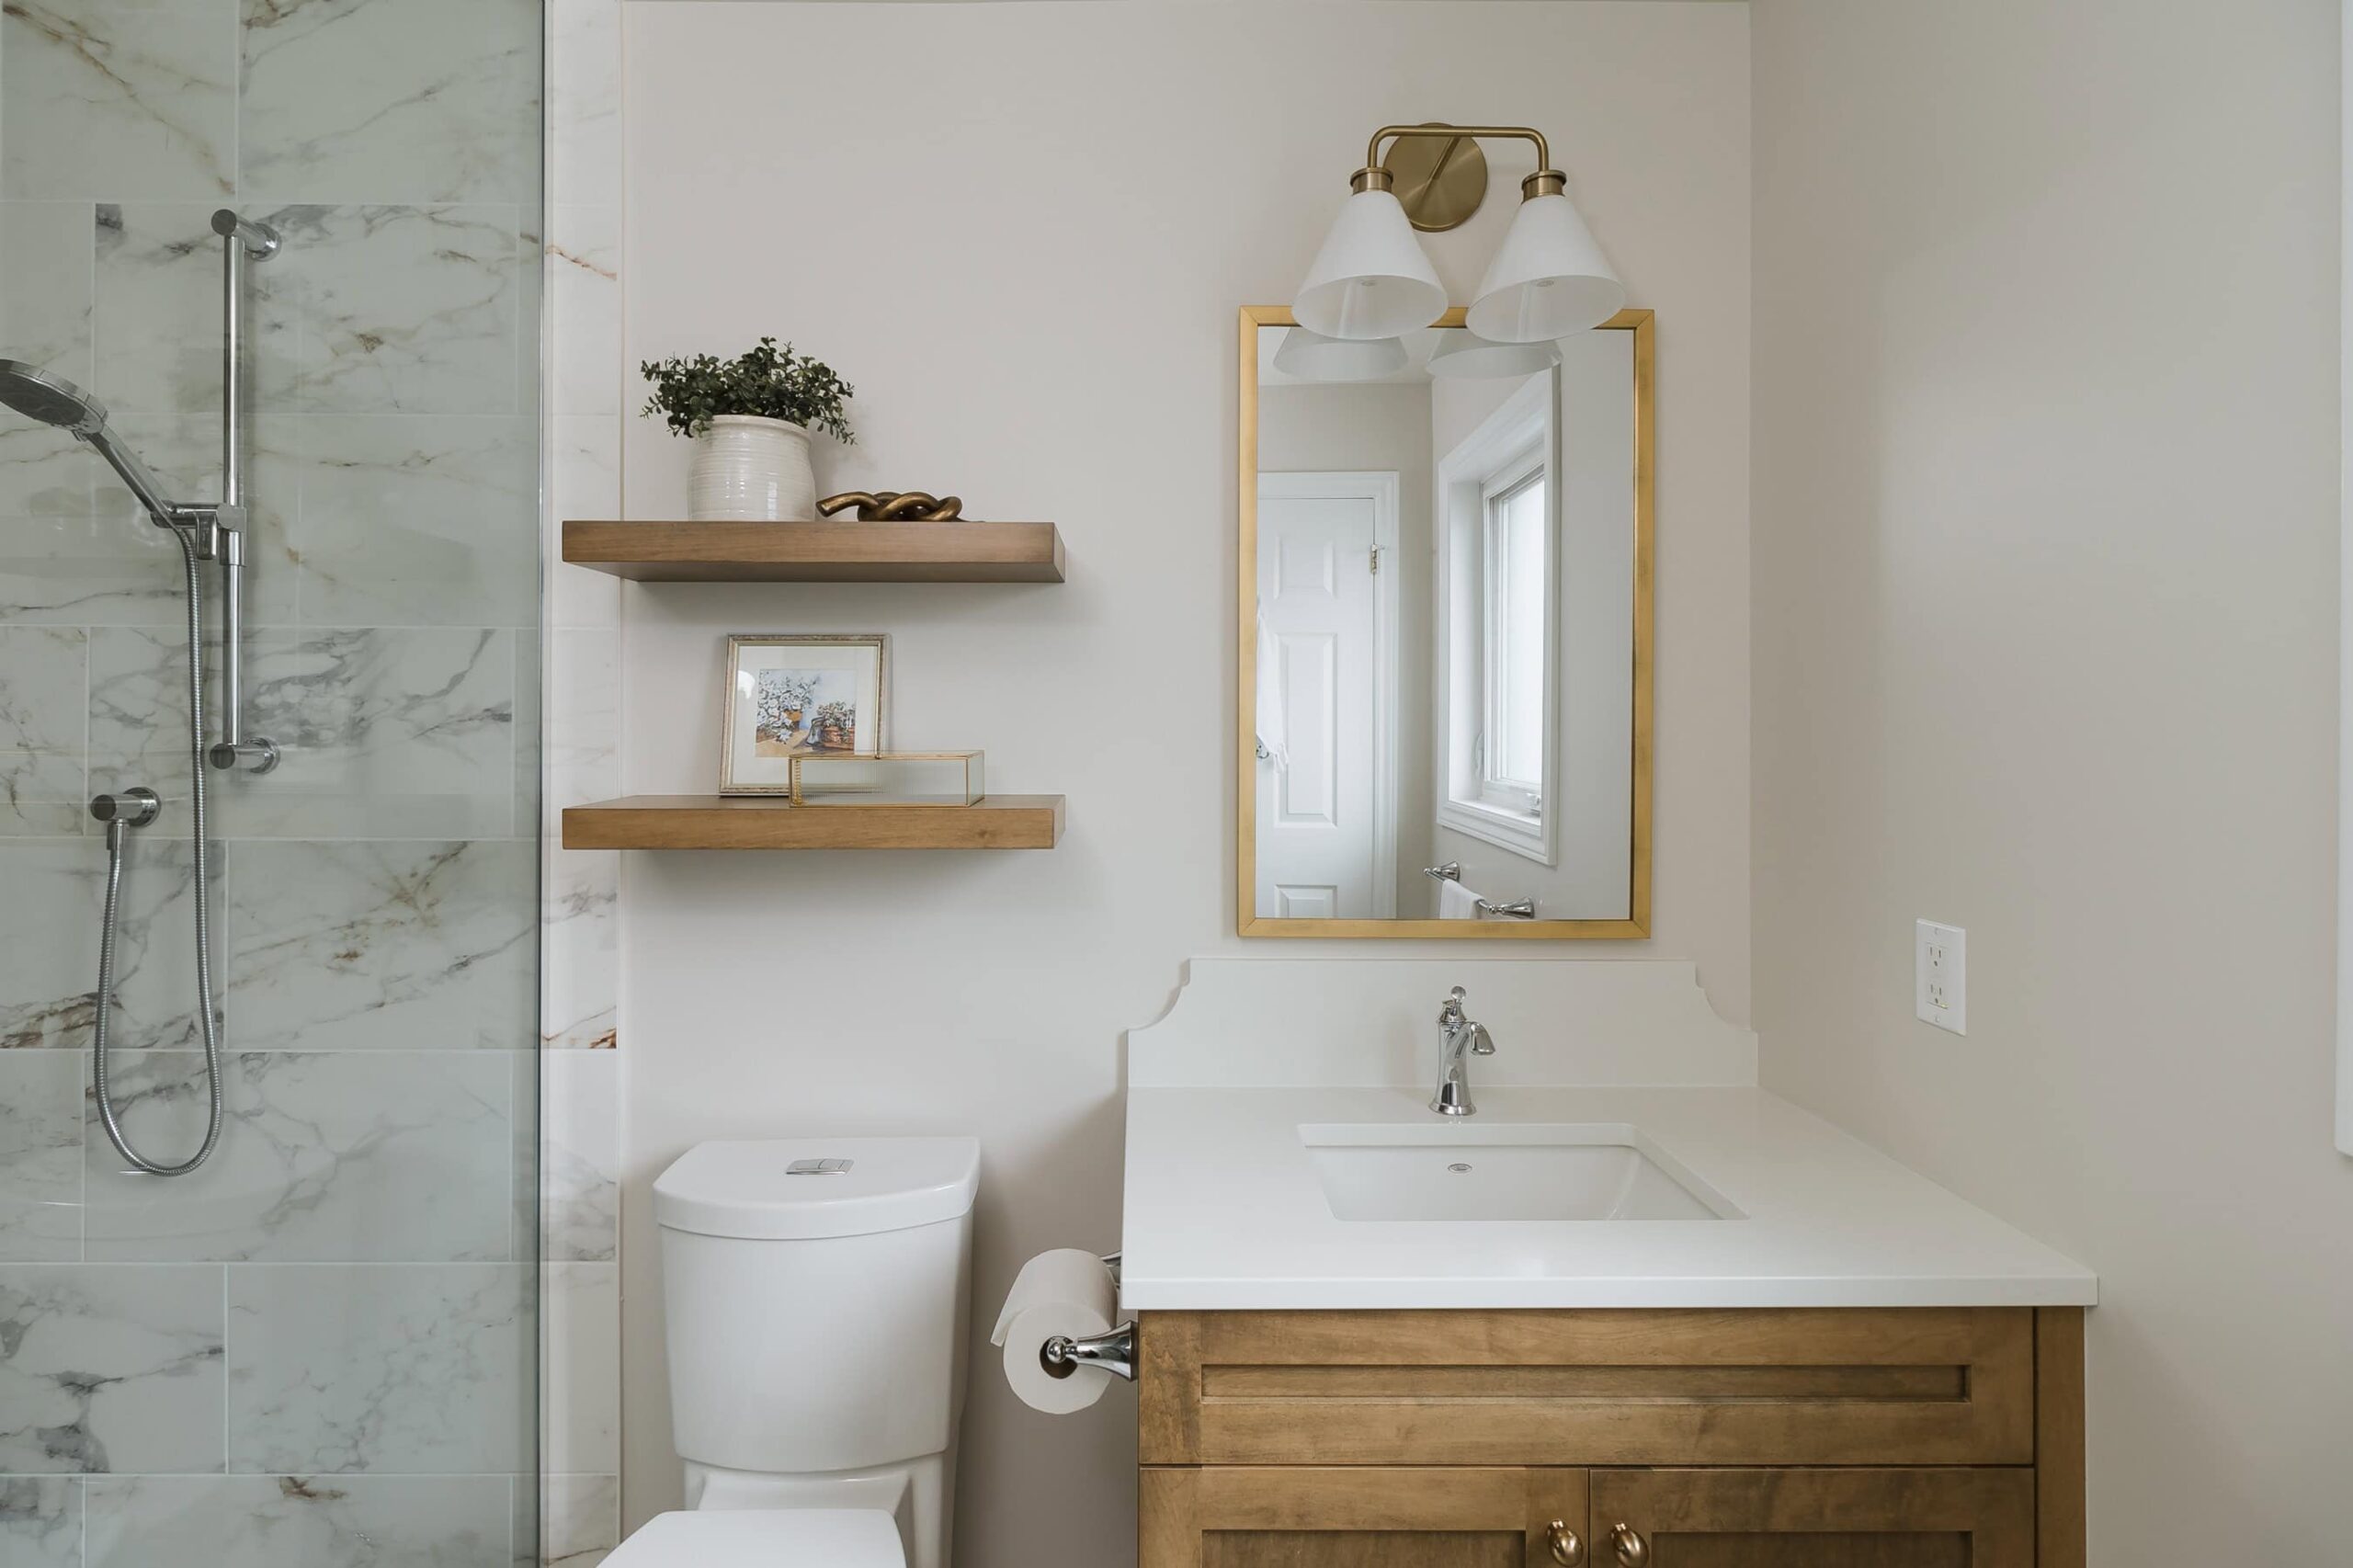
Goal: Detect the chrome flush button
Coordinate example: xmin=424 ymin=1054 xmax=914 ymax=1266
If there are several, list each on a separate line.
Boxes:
xmin=786 ymin=1157 xmax=855 ymax=1176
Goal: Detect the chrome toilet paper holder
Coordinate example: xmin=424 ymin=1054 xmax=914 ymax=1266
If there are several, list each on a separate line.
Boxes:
xmin=1039 ymin=1252 xmax=1135 ymax=1382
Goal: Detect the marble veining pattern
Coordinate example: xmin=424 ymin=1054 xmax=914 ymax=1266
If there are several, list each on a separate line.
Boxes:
xmin=0 ymin=1053 xmax=84 ymax=1261
xmin=259 ymin=204 xmax=526 ymax=417
xmin=85 ymin=1051 xmax=512 ymax=1262
xmin=0 ymin=0 xmax=551 ymax=1553
xmin=94 ymin=204 xmax=274 ymax=418
xmin=540 ymin=1264 xmax=616 ymax=1475
xmin=85 ymin=623 xmax=519 ymax=839
xmin=227 ymin=1263 xmax=533 ymax=1475
xmin=0 ymin=626 xmax=86 ymax=829
xmin=239 ymin=0 xmax=541 ymax=207
xmin=539 ymin=1051 xmax=615 ymax=1263
xmin=0 ymin=424 xmax=98 ymax=520
xmin=0 ymin=408 xmax=296 ymax=634
xmin=538 ymin=7 xmax=626 ymax=1555
xmin=292 ymin=415 xmax=540 ymax=627
xmin=540 ymin=1472 xmax=618 ymax=1568
xmin=541 ymin=631 xmax=617 ymax=1051
xmin=227 ymin=839 xmax=536 ymax=1051
xmin=0 ymin=1264 xmax=227 ymax=1474
xmin=0 ymin=841 xmax=212 ymax=1052
xmin=548 ymin=0 xmax=620 ymax=210
xmin=547 ymin=207 xmax=619 ymax=420
xmin=546 ymin=416 xmax=620 ymax=630
xmin=85 ymin=1472 xmax=514 ymax=1567
xmin=1 ymin=0 xmax=238 ymax=202
xmin=0 ymin=1476 xmax=81 ymax=1568
xmin=0 ymin=201 xmax=97 ymax=384
xmin=540 ymin=849 xmax=617 ymax=1055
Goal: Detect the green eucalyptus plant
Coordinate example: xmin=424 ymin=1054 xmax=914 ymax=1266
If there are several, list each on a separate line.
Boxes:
xmin=639 ymin=337 xmax=855 ymax=443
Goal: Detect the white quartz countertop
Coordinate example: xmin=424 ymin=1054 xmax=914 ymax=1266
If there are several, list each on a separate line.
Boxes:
xmin=1120 ymin=1085 xmax=2097 ymax=1311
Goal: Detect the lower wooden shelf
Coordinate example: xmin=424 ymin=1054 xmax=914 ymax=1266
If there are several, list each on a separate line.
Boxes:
xmin=561 ymin=793 xmax=1064 ymax=851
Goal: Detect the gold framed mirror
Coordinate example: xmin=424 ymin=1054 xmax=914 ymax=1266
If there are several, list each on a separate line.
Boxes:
xmin=1238 ymin=305 xmax=1653 ymax=938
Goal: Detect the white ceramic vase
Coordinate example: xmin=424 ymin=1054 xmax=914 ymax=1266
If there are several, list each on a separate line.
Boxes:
xmin=688 ymin=415 xmax=816 ymax=521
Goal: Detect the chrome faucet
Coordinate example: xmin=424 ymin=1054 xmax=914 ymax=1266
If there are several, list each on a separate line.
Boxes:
xmin=1430 ymin=985 xmax=1496 ymax=1117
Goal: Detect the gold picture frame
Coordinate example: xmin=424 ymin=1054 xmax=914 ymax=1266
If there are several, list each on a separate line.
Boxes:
xmin=719 ymin=632 xmax=890 ymax=795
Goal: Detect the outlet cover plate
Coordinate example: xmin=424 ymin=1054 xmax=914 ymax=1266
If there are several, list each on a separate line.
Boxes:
xmin=1915 ymin=920 xmax=1966 ymax=1035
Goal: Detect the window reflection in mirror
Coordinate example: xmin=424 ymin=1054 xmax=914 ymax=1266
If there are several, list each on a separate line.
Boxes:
xmin=1243 ymin=310 xmax=1650 ymax=936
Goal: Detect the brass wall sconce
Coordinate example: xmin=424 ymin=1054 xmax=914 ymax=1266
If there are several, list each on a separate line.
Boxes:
xmin=1294 ymin=121 xmax=1622 ymax=345
xmin=1369 ymin=123 xmax=1558 ymax=233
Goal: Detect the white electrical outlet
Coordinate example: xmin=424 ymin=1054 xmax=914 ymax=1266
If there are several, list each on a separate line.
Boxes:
xmin=1915 ymin=920 xmax=1966 ymax=1035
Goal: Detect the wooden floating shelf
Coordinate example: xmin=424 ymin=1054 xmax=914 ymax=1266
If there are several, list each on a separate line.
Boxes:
xmin=563 ymin=519 xmax=1065 ymax=583
xmin=563 ymin=794 xmax=1065 ymax=851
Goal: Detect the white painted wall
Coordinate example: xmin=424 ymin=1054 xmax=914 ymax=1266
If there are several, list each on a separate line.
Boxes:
xmin=617 ymin=4 xmax=1748 ymax=1562
xmin=1752 ymin=2 xmax=2353 ymax=1561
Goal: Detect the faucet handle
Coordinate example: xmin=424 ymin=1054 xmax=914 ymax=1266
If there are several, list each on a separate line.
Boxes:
xmin=1438 ymin=984 xmax=1467 ymax=1026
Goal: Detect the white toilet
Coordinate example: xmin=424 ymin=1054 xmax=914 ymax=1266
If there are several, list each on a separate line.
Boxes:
xmin=606 ymin=1135 xmax=981 ymax=1568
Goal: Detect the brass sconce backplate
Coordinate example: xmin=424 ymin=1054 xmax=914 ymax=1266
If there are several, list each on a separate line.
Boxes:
xmin=1381 ymin=123 xmax=1489 ymax=233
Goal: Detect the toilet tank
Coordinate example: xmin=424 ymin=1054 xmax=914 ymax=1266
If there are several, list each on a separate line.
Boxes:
xmin=654 ymin=1137 xmax=980 ymax=1476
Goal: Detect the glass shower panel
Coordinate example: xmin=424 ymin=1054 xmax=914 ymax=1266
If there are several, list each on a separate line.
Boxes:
xmin=0 ymin=3 xmax=543 ymax=1564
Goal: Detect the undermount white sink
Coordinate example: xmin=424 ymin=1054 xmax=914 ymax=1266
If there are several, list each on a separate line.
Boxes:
xmin=1302 ymin=1122 xmax=1741 ymax=1222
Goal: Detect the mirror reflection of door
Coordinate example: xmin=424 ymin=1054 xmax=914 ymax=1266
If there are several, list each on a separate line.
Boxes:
xmin=1255 ymin=475 xmax=1399 ymax=919
xmin=1242 ymin=311 xmax=1651 ymax=937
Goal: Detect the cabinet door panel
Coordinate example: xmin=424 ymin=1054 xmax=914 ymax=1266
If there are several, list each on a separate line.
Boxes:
xmin=1140 ymin=1466 xmax=1587 ymax=1568
xmin=1588 ymin=1469 xmax=2031 ymax=1568
xmin=1205 ymin=1531 xmax=1521 ymax=1568
xmin=1138 ymin=1308 xmax=2035 ymax=1467
xmin=1627 ymin=1535 xmax=1966 ymax=1568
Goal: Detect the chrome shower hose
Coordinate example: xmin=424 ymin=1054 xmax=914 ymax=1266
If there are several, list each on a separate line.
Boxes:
xmin=91 ymin=529 xmax=225 ymax=1176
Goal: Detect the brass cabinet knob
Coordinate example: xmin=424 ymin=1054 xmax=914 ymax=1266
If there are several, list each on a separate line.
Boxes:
xmin=1545 ymin=1519 xmax=1585 ymax=1565
xmin=1608 ymin=1524 xmax=1650 ymax=1567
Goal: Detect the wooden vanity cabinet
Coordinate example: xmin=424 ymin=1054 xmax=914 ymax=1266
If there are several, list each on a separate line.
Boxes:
xmin=1141 ymin=1466 xmax=1586 ymax=1568
xmin=1586 ymin=1468 xmax=2033 ymax=1566
xmin=1136 ymin=1307 xmax=2085 ymax=1567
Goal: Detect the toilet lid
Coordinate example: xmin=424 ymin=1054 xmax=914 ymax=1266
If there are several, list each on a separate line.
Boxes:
xmin=654 ymin=1136 xmax=981 ymax=1240
xmin=604 ymin=1509 xmax=905 ymax=1568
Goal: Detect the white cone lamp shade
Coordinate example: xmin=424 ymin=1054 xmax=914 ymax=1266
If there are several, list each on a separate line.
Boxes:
xmin=1467 ymin=191 xmax=1624 ymax=343
xmin=1272 ymin=327 xmax=1409 ymax=381
xmin=1427 ymin=333 xmax=1562 ymax=381
xmin=1293 ymin=188 xmax=1448 ymax=341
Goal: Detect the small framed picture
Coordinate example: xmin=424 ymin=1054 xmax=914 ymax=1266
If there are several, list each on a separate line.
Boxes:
xmin=719 ymin=633 xmax=889 ymax=795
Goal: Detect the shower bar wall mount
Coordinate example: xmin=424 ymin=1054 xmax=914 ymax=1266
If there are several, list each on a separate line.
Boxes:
xmin=202 ymin=209 xmax=280 ymax=774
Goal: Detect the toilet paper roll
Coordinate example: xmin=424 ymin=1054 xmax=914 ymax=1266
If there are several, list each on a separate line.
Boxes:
xmin=993 ymin=1248 xmax=1118 ymax=1415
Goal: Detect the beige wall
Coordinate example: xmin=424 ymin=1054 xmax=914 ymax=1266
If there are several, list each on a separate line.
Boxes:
xmin=618 ymin=4 xmax=1748 ymax=1563
xmin=1752 ymin=1 xmax=2353 ymax=1561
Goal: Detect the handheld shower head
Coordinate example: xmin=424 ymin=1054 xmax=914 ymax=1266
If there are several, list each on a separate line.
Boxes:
xmin=0 ymin=358 xmax=184 ymax=524
xmin=0 ymin=359 xmax=107 ymax=435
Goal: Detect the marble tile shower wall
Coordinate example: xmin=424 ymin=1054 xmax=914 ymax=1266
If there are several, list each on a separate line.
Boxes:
xmin=540 ymin=0 xmax=626 ymax=1561
xmin=539 ymin=0 xmax=625 ymax=1553
xmin=0 ymin=3 xmax=554 ymax=1566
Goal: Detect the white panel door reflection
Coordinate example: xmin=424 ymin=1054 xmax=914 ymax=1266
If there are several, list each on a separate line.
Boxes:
xmin=1256 ymin=478 xmax=1395 ymax=919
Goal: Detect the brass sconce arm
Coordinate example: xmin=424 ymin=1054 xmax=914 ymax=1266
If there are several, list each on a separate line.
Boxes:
xmin=1366 ymin=122 xmax=1551 ymax=174
xmin=1349 ymin=123 xmax=1566 ymax=230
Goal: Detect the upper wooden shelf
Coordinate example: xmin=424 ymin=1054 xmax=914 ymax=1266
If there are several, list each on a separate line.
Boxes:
xmin=562 ymin=519 xmax=1065 ymax=583
xmin=563 ymin=793 xmax=1065 ymax=851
